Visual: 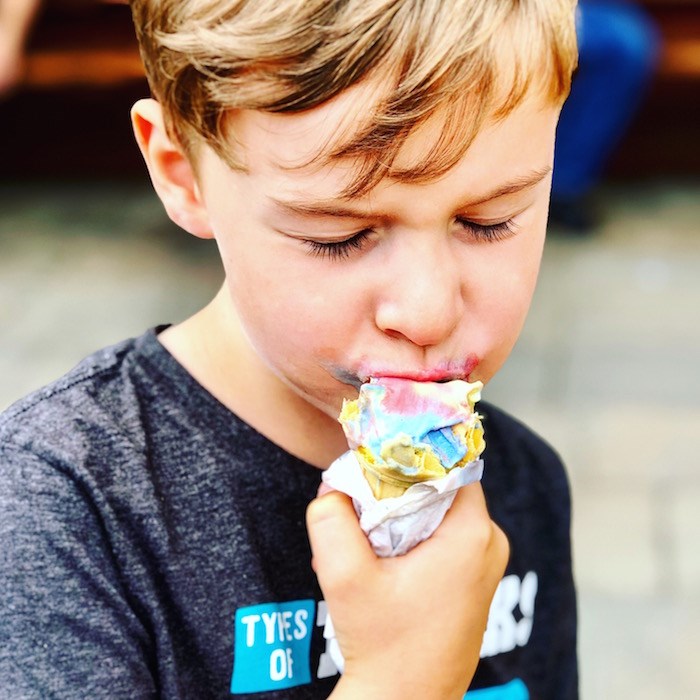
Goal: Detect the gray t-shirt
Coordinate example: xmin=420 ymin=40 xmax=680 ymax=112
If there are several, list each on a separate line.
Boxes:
xmin=0 ymin=328 xmax=577 ymax=699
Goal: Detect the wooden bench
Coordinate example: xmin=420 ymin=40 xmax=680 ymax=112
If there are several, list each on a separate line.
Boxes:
xmin=20 ymin=1 xmax=700 ymax=85
xmin=644 ymin=0 xmax=700 ymax=78
xmin=611 ymin=0 xmax=700 ymax=174
xmin=21 ymin=1 xmax=144 ymax=89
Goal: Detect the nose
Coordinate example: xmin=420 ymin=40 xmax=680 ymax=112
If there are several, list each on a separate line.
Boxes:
xmin=374 ymin=236 xmax=463 ymax=348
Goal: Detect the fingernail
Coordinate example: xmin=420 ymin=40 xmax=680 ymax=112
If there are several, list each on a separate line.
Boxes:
xmin=317 ymin=482 xmax=335 ymax=498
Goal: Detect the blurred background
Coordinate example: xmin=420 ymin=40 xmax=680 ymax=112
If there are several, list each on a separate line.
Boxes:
xmin=1 ymin=0 xmax=699 ymax=697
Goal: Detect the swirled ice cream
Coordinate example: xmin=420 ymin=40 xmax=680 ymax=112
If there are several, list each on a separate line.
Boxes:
xmin=338 ymin=377 xmax=485 ymax=499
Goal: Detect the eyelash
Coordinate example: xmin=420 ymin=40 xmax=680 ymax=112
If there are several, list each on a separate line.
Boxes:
xmin=455 ymin=217 xmax=517 ymax=242
xmin=305 ymin=229 xmax=374 ymax=260
xmin=305 ymin=218 xmax=516 ymax=260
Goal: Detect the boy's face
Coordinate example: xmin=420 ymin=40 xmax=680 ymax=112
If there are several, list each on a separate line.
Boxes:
xmin=188 ymin=82 xmax=560 ymax=420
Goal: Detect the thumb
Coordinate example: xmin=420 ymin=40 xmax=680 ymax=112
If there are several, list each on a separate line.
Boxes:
xmin=306 ymin=491 xmax=373 ymax=591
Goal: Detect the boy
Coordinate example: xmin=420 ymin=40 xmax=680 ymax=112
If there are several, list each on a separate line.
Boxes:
xmin=0 ymin=0 xmax=579 ymax=698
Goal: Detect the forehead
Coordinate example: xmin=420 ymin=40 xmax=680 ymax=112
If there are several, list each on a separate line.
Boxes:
xmin=229 ymin=78 xmax=387 ymax=173
xmin=218 ymin=76 xmax=558 ymax=203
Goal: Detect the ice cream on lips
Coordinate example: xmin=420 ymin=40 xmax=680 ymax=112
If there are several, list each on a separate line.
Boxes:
xmin=338 ymin=377 xmax=485 ymax=499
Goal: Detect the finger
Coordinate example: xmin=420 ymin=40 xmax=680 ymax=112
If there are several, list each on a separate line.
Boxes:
xmin=440 ymin=481 xmax=490 ymax=528
xmin=316 ymin=481 xmax=336 ymax=498
xmin=306 ymin=491 xmax=374 ymax=589
xmin=430 ymin=482 xmax=510 ymax=572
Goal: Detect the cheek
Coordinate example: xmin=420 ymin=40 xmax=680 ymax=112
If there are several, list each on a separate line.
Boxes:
xmin=472 ymin=234 xmax=544 ymax=378
xmin=482 ymin=231 xmax=543 ymax=314
xmin=224 ymin=251 xmax=357 ymax=363
xmin=503 ymin=247 xmax=543 ymax=330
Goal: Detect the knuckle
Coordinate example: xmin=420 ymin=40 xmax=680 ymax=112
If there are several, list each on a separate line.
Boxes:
xmin=305 ymin=494 xmax=335 ymax=527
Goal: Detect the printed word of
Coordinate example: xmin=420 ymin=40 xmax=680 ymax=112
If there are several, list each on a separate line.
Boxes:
xmin=230 ymin=600 xmax=315 ymax=694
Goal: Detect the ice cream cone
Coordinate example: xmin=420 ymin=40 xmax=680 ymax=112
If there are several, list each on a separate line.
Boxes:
xmin=339 ymin=378 xmax=486 ymax=500
xmin=355 ymin=449 xmax=424 ymax=499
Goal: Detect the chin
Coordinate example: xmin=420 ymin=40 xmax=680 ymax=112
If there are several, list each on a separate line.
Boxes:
xmin=290 ymin=377 xmax=353 ymax=419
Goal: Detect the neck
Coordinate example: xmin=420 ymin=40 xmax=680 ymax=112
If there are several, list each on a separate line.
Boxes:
xmin=158 ymin=289 xmax=348 ymax=469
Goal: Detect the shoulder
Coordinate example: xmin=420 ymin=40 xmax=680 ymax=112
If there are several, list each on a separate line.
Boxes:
xmin=479 ymin=401 xmax=563 ymax=468
xmin=0 ymin=329 xmax=174 ymax=588
xmin=0 ymin=334 xmax=161 ymax=697
xmin=0 ymin=330 xmax=163 ymax=478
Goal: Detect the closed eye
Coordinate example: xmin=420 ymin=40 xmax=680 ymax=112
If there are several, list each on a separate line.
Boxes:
xmin=304 ymin=228 xmax=374 ymax=260
xmin=455 ymin=217 xmax=517 ymax=242
xmin=304 ymin=216 xmax=516 ymax=259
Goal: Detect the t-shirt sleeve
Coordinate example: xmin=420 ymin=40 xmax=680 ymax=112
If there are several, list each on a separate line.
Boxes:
xmin=0 ymin=441 xmax=156 ymax=699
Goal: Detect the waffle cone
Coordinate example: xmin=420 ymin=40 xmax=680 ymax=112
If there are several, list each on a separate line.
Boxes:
xmin=359 ymin=462 xmax=408 ymax=499
xmin=355 ymin=451 xmax=417 ymax=499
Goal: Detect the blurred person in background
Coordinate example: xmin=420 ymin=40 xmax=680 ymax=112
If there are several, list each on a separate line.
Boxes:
xmin=0 ymin=0 xmax=122 ymax=97
xmin=550 ymin=0 xmax=660 ymax=234
xmin=0 ymin=0 xmax=42 ymax=95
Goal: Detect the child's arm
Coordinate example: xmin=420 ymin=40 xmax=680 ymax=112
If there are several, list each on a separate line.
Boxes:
xmin=307 ymin=482 xmax=508 ymax=700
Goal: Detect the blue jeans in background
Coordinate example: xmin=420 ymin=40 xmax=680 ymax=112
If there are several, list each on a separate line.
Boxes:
xmin=552 ymin=0 xmax=660 ymax=200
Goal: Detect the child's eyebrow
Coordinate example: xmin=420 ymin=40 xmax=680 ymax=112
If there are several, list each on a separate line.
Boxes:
xmin=460 ymin=166 xmax=553 ymax=208
xmin=268 ymin=197 xmax=371 ymax=219
xmin=268 ymin=166 xmax=552 ymax=218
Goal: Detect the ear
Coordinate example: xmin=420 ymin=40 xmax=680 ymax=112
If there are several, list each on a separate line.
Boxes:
xmin=131 ymin=98 xmax=213 ymax=239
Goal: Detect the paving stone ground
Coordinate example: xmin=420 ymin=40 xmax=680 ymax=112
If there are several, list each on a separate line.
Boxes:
xmin=2 ymin=178 xmax=699 ymax=698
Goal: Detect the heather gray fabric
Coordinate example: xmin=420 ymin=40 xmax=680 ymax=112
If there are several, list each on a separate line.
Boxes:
xmin=0 ymin=328 xmax=577 ymax=699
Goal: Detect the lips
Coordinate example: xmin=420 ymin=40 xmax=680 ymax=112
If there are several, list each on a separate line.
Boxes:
xmin=329 ymin=354 xmax=481 ymax=389
xmin=357 ymin=354 xmax=481 ymax=385
xmin=373 ymin=369 xmax=467 ymax=383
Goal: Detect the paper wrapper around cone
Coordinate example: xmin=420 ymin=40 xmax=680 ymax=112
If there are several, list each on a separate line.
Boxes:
xmin=322 ymin=449 xmax=484 ymax=558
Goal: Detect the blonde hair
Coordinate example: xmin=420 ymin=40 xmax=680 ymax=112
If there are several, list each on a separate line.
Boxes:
xmin=130 ymin=0 xmax=578 ymax=195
